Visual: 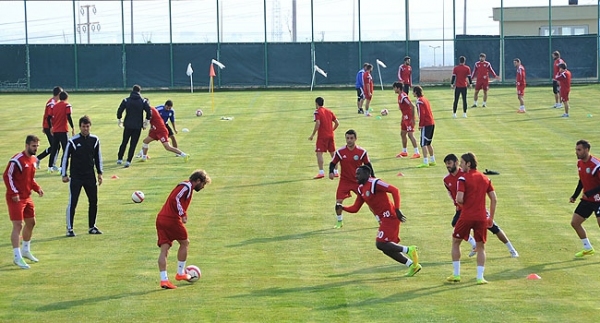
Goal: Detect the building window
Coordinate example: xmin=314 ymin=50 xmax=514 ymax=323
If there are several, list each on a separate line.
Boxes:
xmin=539 ymin=25 xmax=588 ymax=36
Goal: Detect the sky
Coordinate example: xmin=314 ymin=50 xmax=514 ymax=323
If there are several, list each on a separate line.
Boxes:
xmin=0 ymin=0 xmax=597 ymax=67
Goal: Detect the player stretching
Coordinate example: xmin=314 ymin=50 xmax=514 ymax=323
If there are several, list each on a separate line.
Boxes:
xmin=471 ymin=53 xmax=499 ymax=108
xmin=393 ymin=82 xmax=420 ymax=159
xmin=139 ymin=106 xmax=189 ymax=162
xmin=340 ymin=165 xmax=421 ymax=277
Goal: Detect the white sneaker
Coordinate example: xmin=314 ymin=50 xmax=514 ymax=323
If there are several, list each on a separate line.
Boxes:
xmin=141 ymin=156 xmax=147 ymax=162
xmin=14 ymin=257 xmax=30 ymax=269
xmin=116 ymin=160 xmax=123 ymax=165
xmin=468 ymin=248 xmax=477 ymax=257
xmin=452 ymin=113 xmax=457 ymax=119
xmin=510 ymin=250 xmax=519 ymax=258
xmin=22 ymin=251 xmax=39 ymax=262
xmin=463 ymin=113 xmax=467 ymax=118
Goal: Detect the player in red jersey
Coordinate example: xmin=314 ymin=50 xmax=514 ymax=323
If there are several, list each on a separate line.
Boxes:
xmin=47 ymin=91 xmax=75 ymax=173
xmin=36 ymin=86 xmax=62 ymax=170
xmin=393 ymin=82 xmax=420 ymax=160
xmin=3 ymin=135 xmax=44 ymax=269
xmin=339 ymin=165 xmax=421 ymax=276
xmin=569 ymin=140 xmax=600 ymax=258
xmin=451 ymin=56 xmax=472 ymax=118
xmin=413 ymin=86 xmax=436 ymax=168
xmin=555 ymin=63 xmax=572 ymax=118
xmin=397 ymin=56 xmax=412 ymax=94
xmin=139 ymin=106 xmax=189 ymax=162
xmin=470 ymin=53 xmax=499 ymax=108
xmin=329 ymin=129 xmax=373 ymax=229
xmin=447 ymin=152 xmax=496 ymax=284
xmin=309 ymin=97 xmax=339 ymax=179
xmin=552 ymin=51 xmax=566 ymax=109
xmin=514 ymin=58 xmax=527 ymax=113
xmin=362 ymin=64 xmax=375 ymax=116
xmin=443 ymin=154 xmax=518 ymax=258
xmin=156 ymin=169 xmax=211 ymax=289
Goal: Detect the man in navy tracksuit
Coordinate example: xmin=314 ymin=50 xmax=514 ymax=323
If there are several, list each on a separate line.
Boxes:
xmin=116 ymin=85 xmax=151 ymax=168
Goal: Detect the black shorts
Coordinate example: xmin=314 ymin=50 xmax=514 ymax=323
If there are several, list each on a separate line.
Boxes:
xmin=574 ymin=200 xmax=600 ymax=219
xmin=165 ymin=124 xmax=174 ymax=137
xmin=552 ymin=80 xmax=559 ymax=94
xmin=403 ymin=84 xmax=410 ymax=94
xmin=356 ymin=88 xmax=365 ymax=101
xmin=451 ymin=210 xmax=500 ymax=234
xmin=420 ymin=125 xmax=435 ymax=147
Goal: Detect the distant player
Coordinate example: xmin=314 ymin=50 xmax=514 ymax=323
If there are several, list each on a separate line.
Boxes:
xmin=36 ymin=86 xmax=62 ymax=170
xmin=329 ymin=129 xmax=373 ymax=229
xmin=156 ymin=170 xmax=211 ymax=289
xmin=355 ymin=63 xmax=368 ymax=114
xmin=339 ymin=165 xmax=421 ymax=277
xmin=514 ymin=58 xmax=527 ymax=113
xmin=555 ymin=63 xmax=572 ymax=118
xmin=156 ymin=100 xmax=179 ymax=148
xmin=393 ymin=82 xmax=420 ymax=160
xmin=309 ymin=97 xmax=339 ymax=179
xmin=363 ymin=64 xmax=374 ymax=116
xmin=47 ymin=91 xmax=75 ymax=173
xmin=471 ymin=53 xmax=499 ymax=108
xmin=413 ymin=86 xmax=436 ymax=168
xmin=397 ymin=56 xmax=412 ymax=94
xmin=139 ymin=106 xmax=189 ymax=162
xmin=552 ymin=51 xmax=566 ymax=109
xmin=451 ymin=56 xmax=472 ymax=118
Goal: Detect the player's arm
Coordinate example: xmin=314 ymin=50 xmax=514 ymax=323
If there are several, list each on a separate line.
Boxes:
xmin=4 ymin=161 xmax=20 ymax=201
xmin=409 ymin=100 xmax=417 ymax=123
xmin=332 ymin=118 xmax=339 ymax=132
xmin=467 ymin=74 xmax=473 ymax=86
xmin=94 ymin=139 xmax=103 ymax=185
xmin=309 ymin=119 xmax=320 ymax=140
xmin=341 ymin=194 xmax=365 ymax=213
xmin=487 ymin=190 xmax=497 ymax=227
xmin=450 ymin=73 xmax=456 ymax=88
xmin=170 ymin=113 xmax=178 ymax=133
xmin=60 ymin=141 xmax=72 ymax=182
xmin=570 ymin=180 xmax=583 ymax=202
xmin=398 ymin=67 xmax=402 ymax=83
xmin=175 ymin=185 xmax=190 ymax=222
xmin=67 ymin=114 xmax=74 ymax=135
xmin=117 ymin=99 xmax=126 ymax=120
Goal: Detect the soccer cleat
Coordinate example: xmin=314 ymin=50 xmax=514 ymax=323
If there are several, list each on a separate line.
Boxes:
xmin=116 ymin=160 xmax=123 ymax=165
xmin=410 ymin=153 xmax=421 ymax=159
xmin=21 ymin=251 xmax=39 ymax=263
xmin=452 ymin=113 xmax=457 ymax=118
xmin=468 ymin=248 xmax=477 ymax=257
xmin=416 ymin=163 xmax=429 ymax=168
xmin=404 ymin=263 xmax=422 ymax=277
xmin=175 ymin=273 xmax=191 ymax=281
xmin=135 ymin=152 xmax=143 ymax=158
xmin=510 ymin=250 xmax=519 ymax=258
xmin=471 ymin=104 xmax=477 ymax=108
xmin=14 ymin=257 xmax=30 ymax=269
xmin=66 ymin=230 xmax=76 ymax=237
xmin=47 ymin=167 xmax=54 ymax=174
xmin=407 ymin=246 xmax=419 ymax=264
xmin=463 ymin=113 xmax=468 ymax=118
xmin=365 ymin=113 xmax=371 ymax=117
xmin=333 ymin=220 xmax=343 ymax=229
xmin=482 ymin=103 xmax=487 ymax=108
xmin=561 ymin=113 xmax=569 ymax=118
xmin=183 ymin=154 xmax=190 ymax=163
xmin=396 ymin=152 xmax=408 ymax=158
xmin=476 ymin=278 xmax=489 ymax=285
xmin=89 ymin=227 xmax=103 ymax=234
xmin=575 ymin=248 xmax=595 ymax=258
xmin=160 ymin=280 xmax=177 ymax=289
xmin=428 ymin=162 xmax=437 ymax=166
xmin=124 ymin=161 xmax=131 ymax=168
xmin=358 ymin=109 xmax=364 ymax=114
xmin=333 ymin=173 xmax=339 ymax=178
xmin=517 ymin=109 xmax=526 ymax=113
xmin=313 ymin=174 xmax=325 ymax=179
xmin=446 ymin=275 xmax=461 ymax=283
xmin=141 ymin=156 xmax=147 ymax=162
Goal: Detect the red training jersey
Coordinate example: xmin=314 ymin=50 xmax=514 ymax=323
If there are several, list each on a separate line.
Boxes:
xmin=443 ymin=169 xmax=464 ymax=211
xmin=150 ymin=106 xmax=168 ymax=133
xmin=43 ymin=97 xmax=56 ymax=129
xmin=452 ymin=65 xmax=471 ymax=88
xmin=471 ymin=61 xmax=497 ymax=82
xmin=398 ymin=64 xmax=412 ymax=86
xmin=156 ymin=181 xmax=195 ymax=221
xmin=416 ymin=96 xmax=434 ymax=127
xmin=553 ymin=58 xmax=566 ymax=79
xmin=50 ymin=101 xmax=72 ymax=133
xmin=516 ymin=65 xmax=526 ymax=87
xmin=555 ymin=70 xmax=572 ymax=93
xmin=398 ymin=92 xmax=414 ymax=121
xmin=577 ymin=156 xmax=600 ymax=202
xmin=456 ymin=169 xmax=494 ymax=220
xmin=330 ymin=145 xmax=370 ymax=183
xmin=363 ymin=71 xmax=374 ymax=96
xmin=343 ymin=177 xmax=400 ymax=222
xmin=3 ymin=151 xmax=40 ymax=199
xmin=313 ymin=106 xmax=337 ymax=139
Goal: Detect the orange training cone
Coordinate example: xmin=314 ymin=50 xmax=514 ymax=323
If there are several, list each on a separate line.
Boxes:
xmin=526 ymin=273 xmax=541 ymax=280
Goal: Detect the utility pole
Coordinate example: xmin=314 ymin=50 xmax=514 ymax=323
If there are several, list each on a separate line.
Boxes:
xmin=77 ymin=4 xmax=100 ymax=44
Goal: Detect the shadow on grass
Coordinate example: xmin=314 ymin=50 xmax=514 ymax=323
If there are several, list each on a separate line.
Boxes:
xmin=486 ymin=258 xmax=598 ymax=282
xmin=35 ymin=289 xmax=162 ymax=312
xmin=0 ymin=235 xmax=67 ymax=249
xmin=227 ymin=226 xmax=373 ymax=247
xmin=220 ymin=177 xmax=316 ymax=191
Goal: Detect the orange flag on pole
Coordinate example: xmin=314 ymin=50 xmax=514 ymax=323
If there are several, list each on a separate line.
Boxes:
xmin=209 ymin=64 xmax=216 ymax=77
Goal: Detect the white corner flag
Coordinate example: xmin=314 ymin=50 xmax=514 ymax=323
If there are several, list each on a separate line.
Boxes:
xmin=186 ymin=63 xmax=194 ymax=93
xmin=311 ymin=65 xmax=328 ymax=91
xmin=375 ymin=59 xmax=387 ymax=90
xmin=211 ymin=59 xmax=226 ymax=69
xmin=314 ymin=65 xmax=327 ymax=77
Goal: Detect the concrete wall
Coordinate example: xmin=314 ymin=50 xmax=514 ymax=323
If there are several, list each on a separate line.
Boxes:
xmin=492 ymin=5 xmax=598 ymax=36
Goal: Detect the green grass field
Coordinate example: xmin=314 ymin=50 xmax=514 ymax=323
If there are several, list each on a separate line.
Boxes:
xmin=0 ymin=84 xmax=599 ymax=322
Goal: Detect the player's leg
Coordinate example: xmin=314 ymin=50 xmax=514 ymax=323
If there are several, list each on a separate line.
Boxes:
xmin=66 ymin=177 xmax=84 ymax=236
xmin=328 ymin=150 xmax=338 ymax=176
xmin=9 ymin=200 xmax=29 ymax=268
xmin=162 ymin=141 xmax=189 ymax=161
xmin=21 ymin=203 xmax=38 ymax=263
xmin=315 ymin=151 xmax=324 ymax=178
xmin=572 ymin=201 xmax=595 ymax=257
xmin=36 ymin=129 xmax=53 ymax=165
xmin=452 ymin=88 xmax=460 ymax=116
xmin=562 ymin=91 xmax=570 ymax=116
xmin=158 ymin=243 xmax=177 ymax=289
xmin=461 ymin=87 xmax=468 ymax=115
xmin=396 ymin=127 xmax=409 ymax=157
xmin=176 ymin=238 xmax=189 ymax=275
xmin=126 ymin=129 xmax=142 ymax=165
xmin=482 ymin=87 xmax=488 ymax=106
xmin=472 ymin=88 xmax=480 ymax=107
xmin=117 ymin=128 xmax=132 ymax=164
xmin=376 ymin=241 xmax=410 ymax=264
xmin=553 ymin=80 xmax=561 ymax=107
xmin=48 ymin=133 xmax=61 ymax=170
xmin=169 ymin=135 xmax=178 ymax=149
xmin=472 ymin=220 xmax=488 ymax=283
xmin=82 ymin=179 xmax=101 ymax=234
xmin=489 ymin=223 xmax=518 ymax=257
xmin=407 ymin=130 xmax=419 ymax=157
xmin=364 ymin=98 xmax=371 ymax=116
xmin=334 ymin=184 xmax=354 ymax=228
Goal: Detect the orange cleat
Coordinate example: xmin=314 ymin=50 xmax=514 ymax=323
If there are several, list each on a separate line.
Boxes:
xmin=411 ymin=153 xmax=421 ymax=159
xmin=175 ymin=273 xmax=191 ymax=281
xmin=313 ymin=174 xmax=325 ymax=179
xmin=333 ymin=173 xmax=339 ymax=178
xmin=517 ymin=109 xmax=526 ymax=113
xmin=396 ymin=152 xmax=408 ymax=158
xmin=160 ymin=280 xmax=177 ymax=289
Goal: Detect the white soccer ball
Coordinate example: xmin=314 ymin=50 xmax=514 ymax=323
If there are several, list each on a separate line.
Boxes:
xmin=196 ymin=109 xmax=203 ymax=117
xmin=381 ymin=109 xmax=389 ymax=116
xmin=186 ymin=265 xmax=201 ymax=282
xmin=131 ymin=191 xmax=145 ymax=203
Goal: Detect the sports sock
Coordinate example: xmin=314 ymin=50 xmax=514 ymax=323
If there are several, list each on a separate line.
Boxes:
xmin=582 ymin=238 xmax=593 ymax=250
xmin=405 ymin=259 xmax=413 ymax=267
xmin=401 ymin=246 xmax=408 ymax=253
xmin=22 ymin=240 xmax=30 ymax=253
xmin=333 ymin=169 xmax=339 ymax=175
xmin=13 ymin=248 xmax=22 ymax=260
xmin=336 ymin=215 xmax=343 ymax=221
xmin=160 ymin=271 xmax=168 ymax=281
xmin=505 ymin=241 xmax=515 ymax=251
xmin=473 ymin=100 xmax=477 ymax=106
xmin=318 ymin=170 xmax=324 ymax=175
xmin=468 ymin=236 xmax=477 ymax=249
xmin=402 ymin=148 xmax=408 ymax=153
xmin=430 ymin=155 xmax=436 ymax=163
xmin=177 ymin=261 xmax=186 ymax=275
xmin=414 ymin=148 xmax=419 ymax=154
xmin=476 ymin=266 xmax=485 ymax=280
xmin=482 ymin=101 xmax=486 ymax=106
xmin=452 ymin=261 xmax=460 ymax=276
xmin=423 ymin=157 xmax=429 ymax=164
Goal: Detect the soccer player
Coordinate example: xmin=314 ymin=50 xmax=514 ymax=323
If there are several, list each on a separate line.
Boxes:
xmin=447 ymin=153 xmax=496 ymax=285
xmin=443 ymin=154 xmax=518 ymax=258
xmin=393 ymin=82 xmax=420 ymax=160
xmin=139 ymin=106 xmax=190 ymax=162
xmin=514 ymin=58 xmax=527 ymax=113
xmin=156 ymin=170 xmax=211 ymax=289
xmin=47 ymin=91 xmax=75 ymax=173
xmin=471 ymin=53 xmax=499 ymax=108
xmin=451 ymin=56 xmax=472 ymax=118
xmin=555 ymin=63 xmax=572 ymax=118
xmin=363 ymin=64 xmax=374 ymax=116
xmin=3 ymin=135 xmax=44 ymax=269
xmin=116 ymin=85 xmax=151 ymax=168
xmin=339 ymin=165 xmax=421 ymax=277
xmin=355 ymin=63 xmax=367 ymax=114
xmin=552 ymin=51 xmax=566 ymax=109
xmin=329 ymin=129 xmax=373 ymax=229
xmin=413 ymin=86 xmax=436 ymax=168
xmin=569 ymin=140 xmax=600 ymax=258
xmin=36 ymin=86 xmax=62 ymax=170
xmin=61 ymin=116 xmax=103 ymax=237
xmin=156 ymin=100 xmax=179 ymax=148
xmin=397 ymin=56 xmax=412 ymax=94
xmin=309 ymin=97 xmax=339 ymax=179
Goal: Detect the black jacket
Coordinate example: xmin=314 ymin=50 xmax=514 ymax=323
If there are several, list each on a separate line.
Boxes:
xmin=117 ymin=91 xmax=151 ymax=129
xmin=61 ymin=133 xmax=103 ymax=179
